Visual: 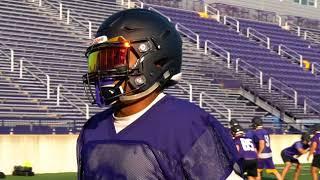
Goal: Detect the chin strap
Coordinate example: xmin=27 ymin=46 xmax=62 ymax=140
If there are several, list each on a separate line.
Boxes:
xmin=119 ymin=82 xmax=160 ymax=102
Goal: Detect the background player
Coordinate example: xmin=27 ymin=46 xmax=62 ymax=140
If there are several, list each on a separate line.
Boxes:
xmin=280 ymin=133 xmax=310 ymax=180
xmin=307 ymin=124 xmax=320 ymax=180
xmin=251 ymin=117 xmax=282 ymax=180
xmin=232 ymin=124 xmax=258 ymax=180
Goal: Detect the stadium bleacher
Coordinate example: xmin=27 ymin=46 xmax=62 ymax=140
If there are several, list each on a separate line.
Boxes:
xmin=0 ymin=0 xmax=319 ymax=134
xmin=147 ymin=5 xmax=320 ymax=121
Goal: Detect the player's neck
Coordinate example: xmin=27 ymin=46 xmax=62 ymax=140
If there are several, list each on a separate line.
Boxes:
xmin=115 ymin=90 xmax=161 ymax=117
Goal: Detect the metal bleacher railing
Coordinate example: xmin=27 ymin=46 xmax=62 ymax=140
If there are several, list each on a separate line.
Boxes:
xmin=199 ymin=92 xmax=232 ymax=121
xmin=3 ymin=0 xmax=318 ymax=132
xmin=282 ymin=23 xmax=320 ymax=77
xmin=0 ymin=45 xmax=90 ymax=122
xmin=239 ymin=21 xmax=320 ymax=85
xmin=175 ymin=23 xmax=200 ymax=49
xmin=142 ymin=2 xmax=319 ymax=122
xmin=224 ymin=19 xmax=320 ymax=115
xmin=223 ymin=15 xmax=240 ymax=33
xmin=246 ymin=27 xmax=271 ymax=50
xmin=204 ymin=40 xmax=231 ymax=68
xmin=39 ymin=0 xmax=93 ymax=39
xmin=56 ymin=84 xmax=90 ymax=120
xmin=176 ymin=79 xmax=193 ymax=102
xmin=278 ymin=44 xmax=304 ymax=67
xmin=124 ymin=2 xmax=260 ymax=123
xmin=286 ymin=22 xmax=320 ymax=46
xmin=152 ymin=4 xmax=238 ymax=121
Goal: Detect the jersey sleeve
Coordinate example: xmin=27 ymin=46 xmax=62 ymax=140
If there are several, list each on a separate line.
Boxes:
xmin=255 ymin=130 xmax=265 ymax=141
xmin=311 ymin=135 xmax=318 ymax=143
xmin=234 ymin=139 xmax=241 ymax=148
xmin=294 ymin=141 xmax=303 ymax=150
xmin=76 ymin=129 xmax=85 ymax=180
xmin=181 ymin=115 xmax=241 ymax=180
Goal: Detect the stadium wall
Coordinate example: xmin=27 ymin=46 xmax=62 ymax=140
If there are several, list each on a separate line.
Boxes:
xmin=0 ymin=134 xmax=312 ymax=175
xmin=0 ymin=135 xmax=78 ymax=175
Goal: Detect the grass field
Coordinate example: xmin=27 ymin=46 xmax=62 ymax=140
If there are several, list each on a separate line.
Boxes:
xmin=263 ymin=164 xmax=312 ymax=179
xmin=3 ymin=164 xmax=315 ymax=179
xmin=5 ymin=173 xmax=76 ymax=180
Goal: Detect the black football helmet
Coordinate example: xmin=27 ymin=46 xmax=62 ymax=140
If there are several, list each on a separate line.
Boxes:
xmin=231 ymin=125 xmax=244 ymax=136
xmin=82 ymin=9 xmax=182 ymax=107
xmin=301 ymin=132 xmax=311 ymax=143
xmin=229 ymin=118 xmax=239 ymax=127
xmin=251 ymin=116 xmax=263 ymax=128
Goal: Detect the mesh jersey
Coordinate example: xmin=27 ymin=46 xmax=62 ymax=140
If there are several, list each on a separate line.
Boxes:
xmin=234 ymin=136 xmax=257 ymax=160
xmin=253 ymin=128 xmax=272 ymax=154
xmin=77 ymin=95 xmax=239 ymax=180
xmin=283 ymin=141 xmax=309 ymax=157
xmin=311 ymin=133 xmax=320 ymax=155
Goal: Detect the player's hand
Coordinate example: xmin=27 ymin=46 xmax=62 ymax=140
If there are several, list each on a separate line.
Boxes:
xmin=257 ymin=153 xmax=261 ymax=159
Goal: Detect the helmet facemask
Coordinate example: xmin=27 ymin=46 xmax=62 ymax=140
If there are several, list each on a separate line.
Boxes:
xmin=83 ymin=36 xmax=163 ymax=107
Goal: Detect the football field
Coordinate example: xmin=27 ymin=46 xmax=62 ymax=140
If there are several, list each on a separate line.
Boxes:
xmin=4 ymin=164 xmax=314 ymax=179
xmin=263 ymin=164 xmax=312 ymax=179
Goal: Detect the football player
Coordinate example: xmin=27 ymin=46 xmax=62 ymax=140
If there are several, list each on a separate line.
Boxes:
xmin=77 ymin=8 xmax=241 ymax=180
xmin=231 ymin=125 xmax=258 ymax=180
xmin=251 ymin=117 xmax=282 ymax=180
xmin=307 ymin=124 xmax=320 ymax=180
xmin=280 ymin=133 xmax=310 ymax=180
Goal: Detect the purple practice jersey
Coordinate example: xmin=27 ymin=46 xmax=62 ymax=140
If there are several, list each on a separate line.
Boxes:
xmin=283 ymin=141 xmax=309 ymax=157
xmin=311 ymin=133 xmax=320 ymax=155
xmin=253 ymin=128 xmax=272 ymax=158
xmin=77 ymin=95 xmax=240 ymax=180
xmin=234 ymin=136 xmax=257 ymax=160
xmin=245 ymin=130 xmax=254 ymax=140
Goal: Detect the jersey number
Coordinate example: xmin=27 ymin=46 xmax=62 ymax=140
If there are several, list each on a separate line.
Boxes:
xmin=240 ymin=138 xmax=255 ymax=151
xmin=264 ymin=135 xmax=270 ymax=147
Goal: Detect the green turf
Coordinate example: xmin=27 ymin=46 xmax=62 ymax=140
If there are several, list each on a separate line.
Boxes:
xmin=5 ymin=173 xmax=76 ymax=180
xmin=2 ymin=164 xmax=315 ymax=179
xmin=263 ymin=164 xmax=312 ymax=180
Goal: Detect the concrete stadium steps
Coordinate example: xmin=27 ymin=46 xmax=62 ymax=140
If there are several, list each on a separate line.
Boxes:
xmin=0 ymin=0 xmax=290 ymax=131
xmin=152 ymin=5 xmax=320 ymax=122
xmin=36 ymin=0 xmax=124 ymax=33
xmin=0 ymin=0 xmax=191 ymax=130
xmin=179 ymin=39 xmax=268 ymax=125
xmin=0 ymin=59 xmax=97 ymax=128
xmin=181 ymin=34 xmax=318 ymax=124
